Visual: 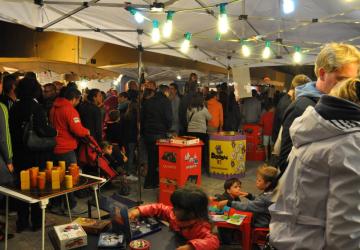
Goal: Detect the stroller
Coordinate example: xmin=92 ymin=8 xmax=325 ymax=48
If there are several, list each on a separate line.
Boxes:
xmin=78 ymin=136 xmax=130 ymax=196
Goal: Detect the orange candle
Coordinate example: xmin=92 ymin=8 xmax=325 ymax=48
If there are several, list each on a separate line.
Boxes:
xmin=45 ymin=168 xmax=52 ymax=183
xmin=69 ymin=166 xmax=79 ymax=185
xmin=65 ymin=175 xmax=73 ymax=189
xmin=51 ymin=170 xmax=60 ymax=189
xmin=46 ymin=161 xmax=53 ymax=170
xmin=58 ymin=161 xmax=66 ymax=169
xmin=37 ymin=175 xmax=45 ymax=190
xmin=60 ymin=164 xmax=66 ymax=182
xmin=20 ymin=170 xmax=30 ymax=190
xmin=30 ymin=167 xmax=39 ymax=189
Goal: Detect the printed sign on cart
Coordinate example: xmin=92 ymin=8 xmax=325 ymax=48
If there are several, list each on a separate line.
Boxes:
xmin=210 ymin=139 xmax=246 ymax=177
xmin=184 ymin=152 xmax=199 ymax=169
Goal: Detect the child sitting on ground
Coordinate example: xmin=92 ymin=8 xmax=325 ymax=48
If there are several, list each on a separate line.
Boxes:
xmin=217 ymin=165 xmax=279 ymax=228
xmin=213 ymin=178 xmax=243 ymax=244
xmin=101 ymin=141 xmax=130 ymax=195
xmin=215 ymin=178 xmax=242 ymax=202
xmin=128 ymin=187 xmax=220 ymax=250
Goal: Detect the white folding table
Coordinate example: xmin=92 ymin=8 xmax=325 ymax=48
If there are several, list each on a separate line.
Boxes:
xmin=0 ymin=173 xmax=106 ymax=250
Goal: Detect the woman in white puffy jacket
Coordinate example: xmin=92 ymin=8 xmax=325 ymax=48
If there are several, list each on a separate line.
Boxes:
xmin=269 ymin=78 xmax=360 ymax=250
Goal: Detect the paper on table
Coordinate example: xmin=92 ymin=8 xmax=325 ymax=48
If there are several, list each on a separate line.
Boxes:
xmin=226 ymin=214 xmax=247 ymax=226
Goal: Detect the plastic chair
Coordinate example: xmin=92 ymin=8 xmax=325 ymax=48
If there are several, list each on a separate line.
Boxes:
xmin=252 ymin=227 xmax=269 ymax=246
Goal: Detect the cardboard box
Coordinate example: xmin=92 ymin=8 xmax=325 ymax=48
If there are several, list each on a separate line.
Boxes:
xmin=54 ymin=223 xmax=87 ymax=250
xmin=72 ymin=217 xmax=111 ymax=235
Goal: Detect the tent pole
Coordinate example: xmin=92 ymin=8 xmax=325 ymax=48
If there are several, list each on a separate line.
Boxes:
xmin=137 ymin=30 xmax=143 ymax=83
xmin=136 ymin=29 xmax=144 ymax=205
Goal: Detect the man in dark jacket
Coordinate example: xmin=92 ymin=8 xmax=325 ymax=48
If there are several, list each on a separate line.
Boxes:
xmin=141 ymin=84 xmax=172 ymax=188
xmin=277 ymin=43 xmax=360 ymax=175
xmin=42 ymin=82 xmax=57 ymax=116
xmin=78 ymin=88 xmax=103 ymax=144
xmin=272 ymin=74 xmax=310 ymax=142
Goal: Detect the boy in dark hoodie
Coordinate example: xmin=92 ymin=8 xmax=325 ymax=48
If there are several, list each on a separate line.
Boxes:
xmin=215 ymin=178 xmax=242 ymax=202
xmin=214 ymin=178 xmax=242 ymax=244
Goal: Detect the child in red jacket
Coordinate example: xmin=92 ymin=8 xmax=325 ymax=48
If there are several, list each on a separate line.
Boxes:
xmin=128 ymin=187 xmax=220 ymax=250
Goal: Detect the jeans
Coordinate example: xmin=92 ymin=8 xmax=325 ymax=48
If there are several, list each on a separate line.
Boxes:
xmin=143 ymin=134 xmax=166 ymax=188
xmin=125 ymin=142 xmax=136 ymax=174
xmin=52 ymin=151 xmax=77 ymax=209
xmin=16 ymin=202 xmax=41 ymax=229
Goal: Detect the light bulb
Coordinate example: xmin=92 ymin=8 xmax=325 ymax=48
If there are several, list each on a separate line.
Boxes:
xmin=241 ymin=44 xmax=251 ymax=57
xmin=177 ymin=75 xmax=181 ymax=80
xmin=293 ymin=51 xmax=302 ymax=63
xmin=163 ymin=20 xmax=172 ymax=38
xmin=283 ymin=0 xmax=295 ymax=14
xmin=262 ymin=47 xmax=271 ymax=59
xmin=218 ymin=14 xmax=229 ymax=34
xmin=180 ymin=32 xmax=192 ymax=54
xmin=134 ymin=12 xmax=144 ymax=23
xmin=151 ymin=20 xmax=160 ymax=42
xmin=163 ymin=11 xmax=174 ymax=38
xmin=181 ymin=40 xmax=190 ymax=53
xmin=218 ymin=3 xmax=229 ymax=34
xmin=80 ymin=80 xmax=88 ymax=89
xmin=262 ymin=41 xmax=271 ymax=59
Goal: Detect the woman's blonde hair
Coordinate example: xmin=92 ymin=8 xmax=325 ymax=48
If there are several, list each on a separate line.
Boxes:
xmin=329 ymin=78 xmax=360 ymax=105
xmin=314 ymin=43 xmax=360 ymax=78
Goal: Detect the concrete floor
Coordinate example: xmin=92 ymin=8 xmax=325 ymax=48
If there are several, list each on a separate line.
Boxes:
xmin=0 ymin=161 xmax=263 ymax=250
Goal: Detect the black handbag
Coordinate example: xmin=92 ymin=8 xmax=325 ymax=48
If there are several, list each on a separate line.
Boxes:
xmin=22 ymin=114 xmax=56 ymax=151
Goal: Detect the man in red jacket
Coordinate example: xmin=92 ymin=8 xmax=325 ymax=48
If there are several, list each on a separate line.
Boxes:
xmin=50 ymin=86 xmax=89 ymax=215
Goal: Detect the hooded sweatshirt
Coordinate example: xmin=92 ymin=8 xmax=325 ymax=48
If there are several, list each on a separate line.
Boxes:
xmin=50 ymin=98 xmax=89 ymax=154
xmin=270 ymin=95 xmax=360 ymax=250
xmin=277 ymin=81 xmax=323 ymax=173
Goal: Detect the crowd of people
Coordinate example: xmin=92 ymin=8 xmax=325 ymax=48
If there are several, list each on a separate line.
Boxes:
xmin=0 ymin=41 xmax=359 ymax=249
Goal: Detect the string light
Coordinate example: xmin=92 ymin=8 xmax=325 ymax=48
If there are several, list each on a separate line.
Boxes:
xmin=181 ymin=32 xmax=192 ymax=53
xmin=216 ymin=32 xmax=221 ymax=41
xmin=283 ymin=0 xmax=295 ymax=14
xmin=241 ymin=40 xmax=251 ymax=57
xmin=80 ymin=79 xmax=88 ymax=89
xmin=262 ymin=41 xmax=271 ymax=59
xmin=218 ymin=3 xmax=229 ymax=34
xmin=152 ymin=19 xmax=161 ymax=42
xmin=163 ymin=11 xmax=174 ymax=38
xmin=128 ymin=7 xmax=144 ymax=23
xmin=293 ymin=45 xmax=302 ymax=63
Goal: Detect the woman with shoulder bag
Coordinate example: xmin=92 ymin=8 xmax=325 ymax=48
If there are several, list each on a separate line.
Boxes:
xmin=187 ymin=92 xmax=212 ymax=175
xmin=9 ymin=77 xmax=57 ymax=232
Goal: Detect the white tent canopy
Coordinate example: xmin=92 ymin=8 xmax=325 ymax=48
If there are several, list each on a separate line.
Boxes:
xmin=0 ymin=0 xmax=359 ymax=69
xmin=101 ymin=63 xmax=229 ymax=83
